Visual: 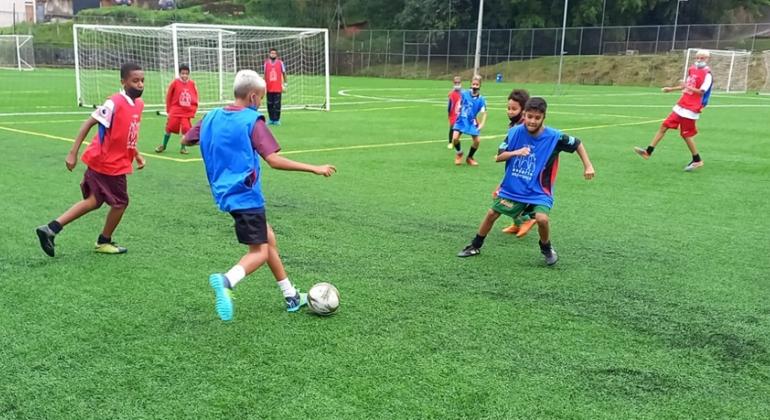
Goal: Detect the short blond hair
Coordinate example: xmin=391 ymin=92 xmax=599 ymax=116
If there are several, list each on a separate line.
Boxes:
xmin=233 ymin=69 xmax=266 ymax=99
xmin=695 ymin=49 xmax=711 ymax=58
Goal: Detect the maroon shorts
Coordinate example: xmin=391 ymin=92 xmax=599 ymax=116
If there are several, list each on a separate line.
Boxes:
xmin=166 ymin=116 xmax=192 ymax=135
xmin=663 ymin=112 xmax=698 ymax=139
xmin=81 ymin=168 xmax=129 ymax=208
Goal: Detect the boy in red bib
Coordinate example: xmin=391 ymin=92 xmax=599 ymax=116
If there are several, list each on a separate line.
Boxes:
xmin=634 ymin=49 xmax=713 ymax=171
xmin=36 ymin=63 xmax=146 ymax=256
xmin=155 ymin=64 xmax=198 ymax=154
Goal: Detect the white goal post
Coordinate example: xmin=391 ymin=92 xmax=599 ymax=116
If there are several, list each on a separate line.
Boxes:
xmin=73 ymin=23 xmax=330 ymax=110
xmin=760 ymin=50 xmax=770 ymax=96
xmin=0 ymin=35 xmax=34 ymax=71
xmin=683 ymin=48 xmax=750 ymax=93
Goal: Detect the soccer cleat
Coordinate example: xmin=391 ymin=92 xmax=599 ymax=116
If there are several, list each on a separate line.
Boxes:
xmin=541 ymin=245 xmax=558 ymax=266
xmin=154 ymin=145 xmax=166 ymax=153
xmin=684 ymin=161 xmax=704 ymax=172
xmin=454 ymin=152 xmax=464 ymax=166
xmin=285 ymin=290 xmax=308 ymax=313
xmin=94 ymin=242 xmax=127 ymax=254
xmin=515 ymin=219 xmax=538 ymax=238
xmin=633 ymin=147 xmax=650 ymax=160
xmin=501 ymin=224 xmax=520 ymax=234
xmin=466 ymin=158 xmax=479 ymax=166
xmin=180 ymin=148 xmax=189 ymax=155
xmin=35 ymin=225 xmax=56 ymax=257
xmin=209 ymin=273 xmax=234 ymax=321
xmin=457 ymin=244 xmax=481 ymax=258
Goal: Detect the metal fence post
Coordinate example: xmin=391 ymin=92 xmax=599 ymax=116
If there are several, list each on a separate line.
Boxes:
xmin=507 ymin=29 xmax=513 ymax=62
xmin=446 ymin=29 xmax=451 ymax=75
xmin=401 ymin=31 xmax=406 ymax=77
xmin=367 ymin=30 xmax=373 ymax=71
xmin=485 ymin=29 xmax=491 ymax=70
xmin=751 ymin=23 xmax=758 ymax=51
xmin=685 ymin=25 xmax=691 ymax=49
xmin=530 ymin=29 xmax=535 ymax=59
xmin=427 ymin=30 xmax=432 ymax=78
xmin=578 ymin=27 xmax=584 ymax=56
xmin=654 ymin=25 xmax=660 ymax=54
xmin=351 ymin=31 xmax=356 ymax=75
xmin=385 ymin=30 xmax=390 ymax=77
xmin=716 ymin=24 xmax=721 ymax=49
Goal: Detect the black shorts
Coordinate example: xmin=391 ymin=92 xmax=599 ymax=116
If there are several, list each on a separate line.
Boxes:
xmin=81 ymin=168 xmax=129 ymax=208
xmin=230 ymin=210 xmax=268 ymax=245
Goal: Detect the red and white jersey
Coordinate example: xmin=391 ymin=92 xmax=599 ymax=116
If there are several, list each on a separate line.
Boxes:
xmin=448 ymin=89 xmax=462 ymax=125
xmin=82 ymin=92 xmax=144 ymax=176
xmin=673 ymin=66 xmax=712 ymax=120
xmin=263 ymin=58 xmax=285 ymax=93
xmin=166 ymin=78 xmax=199 ymax=118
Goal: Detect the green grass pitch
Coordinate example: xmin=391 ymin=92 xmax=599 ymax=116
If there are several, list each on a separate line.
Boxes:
xmin=1 ymin=68 xmax=769 ymax=418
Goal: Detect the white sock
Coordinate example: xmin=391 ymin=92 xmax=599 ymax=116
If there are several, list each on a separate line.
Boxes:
xmin=276 ymin=278 xmax=297 ymax=298
xmin=225 ymin=265 xmax=246 ymax=288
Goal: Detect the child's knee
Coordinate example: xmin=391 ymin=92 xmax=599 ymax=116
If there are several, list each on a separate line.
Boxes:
xmin=535 ymin=213 xmax=549 ymax=225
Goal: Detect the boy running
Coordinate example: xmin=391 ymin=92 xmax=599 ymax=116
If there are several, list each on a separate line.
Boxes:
xmin=457 ymin=97 xmax=595 ymax=266
xmin=634 ymin=49 xmax=713 ymax=171
xmin=182 ymin=70 xmax=335 ymax=321
xmin=155 ymin=64 xmax=198 ymax=154
xmin=451 ymin=75 xmax=487 ymax=166
xmin=447 ymin=75 xmax=462 ymax=149
xmin=35 ymin=63 xmax=146 ymax=256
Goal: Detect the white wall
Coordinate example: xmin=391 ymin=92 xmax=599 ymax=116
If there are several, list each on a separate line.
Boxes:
xmin=0 ymin=0 xmax=32 ymax=28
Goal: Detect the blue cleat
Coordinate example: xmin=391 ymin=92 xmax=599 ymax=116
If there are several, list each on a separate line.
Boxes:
xmin=285 ymin=290 xmax=307 ymax=313
xmin=209 ymin=273 xmax=234 ymax=321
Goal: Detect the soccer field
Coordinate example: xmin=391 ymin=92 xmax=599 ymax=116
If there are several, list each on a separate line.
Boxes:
xmin=1 ymin=68 xmax=770 ymax=418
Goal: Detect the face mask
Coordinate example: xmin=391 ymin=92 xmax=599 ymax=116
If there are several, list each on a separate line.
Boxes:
xmin=453 ymin=84 xmax=461 ymax=91
xmin=509 ymin=113 xmax=521 ymax=126
xmin=472 ymin=87 xmax=480 ymax=94
xmin=125 ymin=86 xmax=143 ymax=99
xmin=695 ymin=60 xmax=707 ymax=69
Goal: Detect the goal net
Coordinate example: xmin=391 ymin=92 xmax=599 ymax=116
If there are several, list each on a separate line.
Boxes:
xmin=0 ymin=35 xmax=34 ymax=71
xmin=760 ymin=50 xmax=770 ymax=95
xmin=73 ymin=23 xmax=330 ymax=110
xmin=683 ymin=48 xmax=750 ymax=93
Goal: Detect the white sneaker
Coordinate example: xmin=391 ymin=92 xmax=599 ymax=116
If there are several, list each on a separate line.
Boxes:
xmin=684 ymin=161 xmax=704 ymax=172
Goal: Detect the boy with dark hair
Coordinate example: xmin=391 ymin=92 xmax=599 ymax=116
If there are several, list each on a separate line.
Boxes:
xmin=263 ymin=48 xmax=287 ymax=125
xmin=458 ymin=97 xmax=595 ymax=266
xmin=156 ymin=64 xmax=198 ymax=154
xmin=183 ymin=70 xmax=335 ymax=321
xmin=36 ymin=63 xmax=146 ymax=256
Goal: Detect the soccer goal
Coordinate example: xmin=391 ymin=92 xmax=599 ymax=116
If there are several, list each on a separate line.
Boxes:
xmin=0 ymin=35 xmax=34 ymax=71
xmin=73 ymin=23 xmax=330 ymax=110
xmin=759 ymin=50 xmax=770 ymax=95
xmin=683 ymin=48 xmax=750 ymax=93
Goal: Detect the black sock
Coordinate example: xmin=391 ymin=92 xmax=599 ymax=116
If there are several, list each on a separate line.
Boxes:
xmin=48 ymin=220 xmax=63 ymax=234
xmin=468 ymin=146 xmax=478 ymax=159
xmin=539 ymin=240 xmax=552 ymax=252
xmin=471 ymin=234 xmax=486 ymax=249
xmin=646 ymin=146 xmax=655 ymax=155
xmin=454 ymin=142 xmax=461 ymax=152
xmin=692 ymin=154 xmax=701 ymax=162
xmin=97 ymin=234 xmax=111 ymax=244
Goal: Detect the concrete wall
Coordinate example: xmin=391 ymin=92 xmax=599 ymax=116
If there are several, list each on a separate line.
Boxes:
xmin=0 ymin=0 xmax=33 ymax=28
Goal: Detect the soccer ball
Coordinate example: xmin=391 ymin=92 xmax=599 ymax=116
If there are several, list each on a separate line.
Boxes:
xmin=307 ymin=282 xmax=340 ymax=316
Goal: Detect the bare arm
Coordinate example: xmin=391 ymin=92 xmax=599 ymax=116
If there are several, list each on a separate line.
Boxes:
xmin=65 ymin=117 xmax=99 ymax=171
xmin=476 ymin=111 xmax=487 ymax=130
xmin=495 ymin=146 xmax=530 ymax=162
xmin=662 ymin=83 xmax=684 ymax=93
xmin=575 ymin=143 xmax=595 ymax=180
xmin=181 ymin=120 xmax=202 ymax=146
xmin=264 ymin=153 xmax=336 ymax=177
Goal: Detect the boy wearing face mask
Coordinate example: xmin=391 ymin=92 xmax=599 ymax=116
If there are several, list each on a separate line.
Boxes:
xmin=264 ymin=48 xmax=286 ymax=125
xmin=182 ymin=70 xmax=336 ymax=321
xmin=451 ymin=75 xmax=487 ymax=166
xmin=458 ymin=97 xmax=595 ymax=266
xmin=36 ymin=63 xmax=146 ymax=257
xmin=447 ymin=76 xmax=462 ymax=149
xmin=155 ymin=64 xmax=199 ymax=155
xmin=634 ymin=49 xmax=713 ymax=171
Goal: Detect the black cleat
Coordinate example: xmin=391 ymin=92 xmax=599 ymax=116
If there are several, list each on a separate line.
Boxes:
xmin=457 ymin=245 xmax=481 ymax=258
xmin=541 ymin=245 xmax=558 ymax=266
xmin=36 ymin=225 xmax=56 ymax=257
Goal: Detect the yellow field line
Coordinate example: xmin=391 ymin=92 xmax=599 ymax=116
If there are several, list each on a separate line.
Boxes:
xmin=0 ymin=118 xmax=662 ymax=161
xmin=0 ymin=125 xmax=191 ymax=163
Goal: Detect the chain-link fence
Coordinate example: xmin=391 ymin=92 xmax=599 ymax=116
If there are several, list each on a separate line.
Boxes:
xmin=5 ymin=18 xmax=770 ymax=89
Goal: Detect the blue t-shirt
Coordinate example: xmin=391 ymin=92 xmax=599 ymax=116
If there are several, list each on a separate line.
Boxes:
xmin=452 ymin=90 xmax=486 ymax=135
xmin=200 ymin=107 xmax=266 ymax=212
xmin=497 ymin=124 xmax=580 ymax=208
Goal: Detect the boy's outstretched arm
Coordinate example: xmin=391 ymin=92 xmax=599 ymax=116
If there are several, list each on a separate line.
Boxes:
xmin=66 ymin=116 xmax=98 ymax=171
xmin=182 ymin=121 xmax=202 ymax=146
xmin=264 ymin=153 xmax=336 ymax=177
xmin=576 ymin=143 xmax=595 ymax=180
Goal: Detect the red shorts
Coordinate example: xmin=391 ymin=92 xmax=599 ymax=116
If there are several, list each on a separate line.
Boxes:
xmin=663 ymin=112 xmax=698 ymax=139
xmin=81 ymin=168 xmax=129 ymax=208
xmin=166 ymin=116 xmax=192 ymax=135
